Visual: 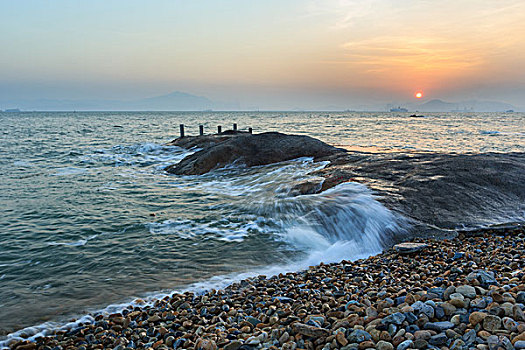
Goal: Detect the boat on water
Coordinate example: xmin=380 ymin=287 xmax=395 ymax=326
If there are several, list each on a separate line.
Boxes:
xmin=409 ymin=114 xmax=425 ymax=118
xmin=390 ymin=107 xmax=408 ymax=112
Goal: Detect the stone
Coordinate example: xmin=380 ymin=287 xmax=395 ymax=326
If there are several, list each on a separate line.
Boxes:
xmin=381 ymin=313 xmax=406 ymax=326
xmin=347 ymin=329 xmax=372 ymax=343
xmin=424 ymin=321 xmax=455 ymax=332
xmin=396 ymin=339 xmax=413 ymax=350
xmin=513 ymin=333 xmax=525 ymax=345
xmin=429 ymin=333 xmax=448 ymax=346
xmin=514 ymin=341 xmax=525 ymax=349
xmin=376 ymin=340 xmax=394 ymax=350
xmin=463 ymin=329 xmax=477 ymax=345
xmin=487 ymin=335 xmax=500 ymax=350
xmin=147 ymin=314 xmax=161 ymax=323
xmin=358 ymin=340 xmax=375 ymax=349
xmin=412 ymin=301 xmax=434 ymax=318
xmin=412 ymin=339 xmax=428 ymax=349
xmin=393 ymin=243 xmax=428 ymax=254
xmin=456 ymin=285 xmax=477 ymax=298
xmin=502 ymin=317 xmax=518 ymax=331
xmin=292 ymin=323 xmax=329 ymax=338
xmin=413 ymin=330 xmax=431 ymax=341
xmin=516 ymin=291 xmax=525 ymax=304
xmin=471 ymin=297 xmax=488 ymax=309
xmin=279 ymin=332 xmax=290 ymax=345
xmin=224 ymin=340 xmax=242 ymax=350
xmin=336 ymin=332 xmax=348 ymax=347
xmin=469 ymin=312 xmax=488 ymax=326
xmin=482 ymin=315 xmax=502 ymax=331
xmin=450 ymin=339 xmax=466 ymax=350
xmin=466 ymin=270 xmax=498 ymax=288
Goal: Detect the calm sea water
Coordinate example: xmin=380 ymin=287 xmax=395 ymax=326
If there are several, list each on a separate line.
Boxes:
xmin=0 ymin=111 xmax=524 ymax=342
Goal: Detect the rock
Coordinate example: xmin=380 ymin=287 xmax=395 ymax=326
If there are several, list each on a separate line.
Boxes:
xmin=194 ymin=338 xmax=217 ymax=350
xmin=292 ymin=323 xmax=330 ymax=338
xmin=513 ymin=333 xmax=525 ymax=345
xmin=482 ymin=315 xmax=502 ymax=331
xmin=466 ymin=270 xmax=498 ymax=288
xmin=412 ymin=301 xmax=435 ymax=319
xmin=396 ymin=339 xmax=413 ymax=350
xmin=469 ymin=311 xmax=488 ymax=326
xmin=224 ymin=340 xmax=242 ymax=350
xmin=514 ymin=341 xmax=525 ymax=349
xmin=381 ymin=312 xmax=405 ymax=326
xmin=147 ymin=314 xmax=161 ymax=323
xmin=358 ymin=340 xmax=375 ymax=349
xmin=414 ymin=330 xmax=431 ymax=341
xmin=428 ymin=333 xmax=448 ymax=346
xmin=166 ymin=132 xmax=345 ymax=175
xmin=279 ymin=331 xmax=290 ymax=345
xmin=450 ymin=338 xmax=466 ymax=350
xmin=487 ymin=335 xmax=500 ymax=350
xmin=347 ymin=329 xmax=372 ymax=343
xmin=463 ymin=329 xmax=477 ymax=345
xmin=516 ymin=291 xmax=525 ymax=303
xmin=424 ymin=321 xmax=455 ymax=332
xmin=471 ymin=297 xmax=488 ymax=309
xmin=336 ymin=332 xmax=348 ymax=347
xmin=502 ymin=317 xmax=518 ymax=331
xmin=376 ymin=340 xmax=394 ymax=350
xmin=456 ymin=285 xmax=477 ymax=298
xmin=393 ymin=243 xmax=428 ymax=254
xmin=289 ymin=178 xmax=325 ymax=196
xmin=412 ymin=339 xmax=428 ymax=349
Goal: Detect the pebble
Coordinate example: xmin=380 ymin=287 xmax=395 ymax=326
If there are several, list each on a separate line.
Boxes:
xmin=22 ymin=227 xmax=524 ymax=350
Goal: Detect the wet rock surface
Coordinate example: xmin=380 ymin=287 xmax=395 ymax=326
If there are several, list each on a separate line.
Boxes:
xmin=166 ymin=132 xmax=525 ymax=234
xmin=10 ymin=227 xmax=524 ymax=350
xmin=165 ymin=132 xmax=345 ymax=175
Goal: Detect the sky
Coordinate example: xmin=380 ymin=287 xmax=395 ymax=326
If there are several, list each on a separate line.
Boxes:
xmin=1 ymin=0 xmax=524 ymax=109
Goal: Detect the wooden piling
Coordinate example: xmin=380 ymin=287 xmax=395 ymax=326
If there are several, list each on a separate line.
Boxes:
xmin=179 ymin=124 xmax=185 ymax=138
xmin=199 ymin=125 xmax=204 ymax=135
xmin=233 ymin=123 xmax=237 ymax=131
xmin=248 ymin=127 xmax=252 ymax=134
xmin=217 ymin=125 xmax=222 ymax=134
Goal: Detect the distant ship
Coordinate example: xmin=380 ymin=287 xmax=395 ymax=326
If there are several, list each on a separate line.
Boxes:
xmin=390 ymin=107 xmax=408 ymax=112
xmin=4 ymin=108 xmax=21 ymax=112
xmin=506 ymin=109 xmax=514 ymax=113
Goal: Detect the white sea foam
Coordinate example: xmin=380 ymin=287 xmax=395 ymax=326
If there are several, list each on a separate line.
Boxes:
xmin=0 ymin=180 xmax=405 ymax=348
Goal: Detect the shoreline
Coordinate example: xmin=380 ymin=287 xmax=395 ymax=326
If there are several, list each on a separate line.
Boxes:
xmin=6 ymin=226 xmax=524 ymax=350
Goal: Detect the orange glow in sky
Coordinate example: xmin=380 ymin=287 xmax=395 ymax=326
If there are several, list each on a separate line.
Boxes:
xmin=415 ymin=92 xmax=423 ymax=99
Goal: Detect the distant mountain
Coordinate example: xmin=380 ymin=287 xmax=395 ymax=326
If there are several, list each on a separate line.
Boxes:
xmin=133 ymin=91 xmax=214 ymax=110
xmin=0 ymin=91 xmax=230 ymax=111
xmin=416 ymin=99 xmax=516 ymax=112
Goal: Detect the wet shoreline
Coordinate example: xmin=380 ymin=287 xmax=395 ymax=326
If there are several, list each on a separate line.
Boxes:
xmin=5 ymin=226 xmax=524 ymax=349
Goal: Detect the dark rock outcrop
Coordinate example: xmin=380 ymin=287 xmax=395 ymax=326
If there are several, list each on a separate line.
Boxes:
xmin=165 ymin=132 xmax=346 ymax=175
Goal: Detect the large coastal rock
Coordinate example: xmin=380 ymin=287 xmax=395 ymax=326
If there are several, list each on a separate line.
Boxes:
xmin=165 ymin=131 xmax=345 ymax=175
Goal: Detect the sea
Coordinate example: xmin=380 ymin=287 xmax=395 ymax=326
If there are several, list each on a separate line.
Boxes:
xmin=0 ymin=111 xmax=524 ymax=345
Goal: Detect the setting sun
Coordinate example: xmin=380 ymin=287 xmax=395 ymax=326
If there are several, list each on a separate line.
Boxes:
xmin=415 ymin=92 xmax=423 ymax=99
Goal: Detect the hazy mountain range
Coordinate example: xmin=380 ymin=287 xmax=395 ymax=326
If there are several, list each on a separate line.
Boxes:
xmin=408 ymin=99 xmax=517 ymax=113
xmin=0 ymin=91 xmax=520 ymax=112
xmin=0 ymin=92 xmax=238 ymax=112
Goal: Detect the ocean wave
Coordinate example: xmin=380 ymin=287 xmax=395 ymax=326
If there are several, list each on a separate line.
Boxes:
xmin=51 ymin=167 xmax=89 ymax=176
xmin=78 ymin=142 xmax=193 ymax=169
xmin=0 ymin=181 xmax=405 ymax=348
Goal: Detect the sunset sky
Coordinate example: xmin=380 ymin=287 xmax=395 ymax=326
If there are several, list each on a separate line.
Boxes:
xmin=1 ymin=0 xmax=524 ymax=109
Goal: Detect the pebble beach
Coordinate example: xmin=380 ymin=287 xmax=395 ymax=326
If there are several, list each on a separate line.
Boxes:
xmin=9 ymin=226 xmax=524 ymax=350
